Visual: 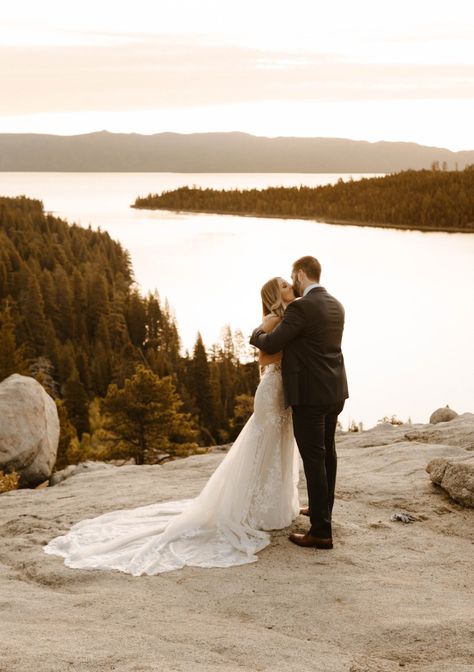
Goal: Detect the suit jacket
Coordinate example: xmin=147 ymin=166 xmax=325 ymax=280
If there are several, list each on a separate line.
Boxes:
xmin=250 ymin=287 xmax=349 ymax=408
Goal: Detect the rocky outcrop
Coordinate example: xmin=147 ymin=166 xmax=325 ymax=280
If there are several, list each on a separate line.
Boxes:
xmin=49 ymin=460 xmax=117 ymax=486
xmin=404 ymin=413 xmax=474 ymax=451
xmin=336 ymin=413 xmax=474 ymax=451
xmin=0 ymin=374 xmax=59 ymax=487
xmin=2 ymin=416 xmax=474 ymax=671
xmin=429 ymin=406 xmax=458 ymax=424
xmin=426 ymin=457 xmax=474 ymax=507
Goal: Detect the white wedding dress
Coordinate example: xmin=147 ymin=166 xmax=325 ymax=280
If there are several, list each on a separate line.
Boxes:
xmin=44 ymin=363 xmax=299 ymax=575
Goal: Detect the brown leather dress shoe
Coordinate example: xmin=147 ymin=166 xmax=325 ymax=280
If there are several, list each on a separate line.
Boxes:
xmin=299 ymin=507 xmax=310 ymax=516
xmin=289 ymin=532 xmax=333 ymax=549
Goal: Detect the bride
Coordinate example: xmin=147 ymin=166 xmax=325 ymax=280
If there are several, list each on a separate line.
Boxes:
xmin=44 ymin=278 xmax=300 ymax=575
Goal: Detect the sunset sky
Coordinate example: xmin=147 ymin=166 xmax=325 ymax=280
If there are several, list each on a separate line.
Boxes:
xmin=1 ymin=0 xmax=473 ymax=149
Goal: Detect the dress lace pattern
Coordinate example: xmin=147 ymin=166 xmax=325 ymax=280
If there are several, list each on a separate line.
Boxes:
xmin=43 ymin=364 xmax=299 ymax=575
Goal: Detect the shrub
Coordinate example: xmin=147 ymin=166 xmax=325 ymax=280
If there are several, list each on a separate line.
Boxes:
xmin=0 ymin=470 xmax=19 ymax=493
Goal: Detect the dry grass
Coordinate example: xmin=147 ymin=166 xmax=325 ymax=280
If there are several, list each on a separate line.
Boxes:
xmin=0 ymin=470 xmax=19 ymax=493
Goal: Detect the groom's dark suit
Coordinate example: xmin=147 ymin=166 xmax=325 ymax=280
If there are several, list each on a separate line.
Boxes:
xmin=250 ymin=286 xmax=348 ymax=539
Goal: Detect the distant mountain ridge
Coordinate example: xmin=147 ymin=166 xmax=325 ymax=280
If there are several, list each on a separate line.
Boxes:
xmin=0 ymin=131 xmax=473 ymax=172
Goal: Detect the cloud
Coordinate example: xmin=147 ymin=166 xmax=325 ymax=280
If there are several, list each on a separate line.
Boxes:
xmin=1 ymin=38 xmax=474 ymax=116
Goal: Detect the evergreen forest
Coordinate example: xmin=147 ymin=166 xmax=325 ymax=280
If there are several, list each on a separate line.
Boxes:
xmin=133 ymin=166 xmax=474 ymax=232
xmin=0 ymin=196 xmax=259 ymax=471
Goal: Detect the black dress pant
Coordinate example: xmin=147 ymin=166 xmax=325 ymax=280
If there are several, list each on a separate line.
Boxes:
xmin=292 ymin=401 xmax=345 ymax=538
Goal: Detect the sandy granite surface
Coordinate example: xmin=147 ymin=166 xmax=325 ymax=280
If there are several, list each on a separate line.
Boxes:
xmin=1 ymin=417 xmax=473 ymax=672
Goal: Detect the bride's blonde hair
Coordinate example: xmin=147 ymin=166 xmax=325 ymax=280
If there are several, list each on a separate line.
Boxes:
xmin=261 ymin=277 xmax=285 ymax=318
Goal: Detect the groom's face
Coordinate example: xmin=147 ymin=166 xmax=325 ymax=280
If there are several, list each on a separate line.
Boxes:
xmin=291 ymin=270 xmax=302 ymax=297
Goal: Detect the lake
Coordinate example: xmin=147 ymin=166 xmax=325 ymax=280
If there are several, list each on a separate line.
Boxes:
xmin=1 ymin=171 xmax=473 ymax=430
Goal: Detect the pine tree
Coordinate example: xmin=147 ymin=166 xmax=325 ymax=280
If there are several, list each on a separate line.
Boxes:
xmin=53 ymin=267 xmax=74 ymax=341
xmin=0 ymin=300 xmax=28 ymax=381
xmin=144 ymin=292 xmax=162 ymax=350
xmin=87 ymin=274 xmax=109 ymax=340
xmin=102 ymin=366 xmax=198 ymax=464
xmin=71 ymin=269 xmax=87 ymax=339
xmin=161 ymin=300 xmax=181 ymax=369
xmin=125 ymin=290 xmax=147 ymax=347
xmin=39 ymin=269 xmax=59 ymax=328
xmin=75 ymin=348 xmax=91 ymax=390
xmin=63 ymin=370 xmax=90 ymax=438
xmin=90 ymin=344 xmax=111 ymax=396
xmin=108 ymin=298 xmax=130 ymax=350
xmin=21 ymin=273 xmax=48 ymax=355
xmin=54 ymin=399 xmax=78 ymax=470
xmin=191 ymin=333 xmax=217 ymax=444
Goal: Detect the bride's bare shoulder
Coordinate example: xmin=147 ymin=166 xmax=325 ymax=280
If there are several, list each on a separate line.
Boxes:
xmin=261 ymin=314 xmax=281 ymax=333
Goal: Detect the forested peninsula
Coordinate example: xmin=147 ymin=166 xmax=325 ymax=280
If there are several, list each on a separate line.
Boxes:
xmin=133 ymin=166 xmax=474 ymax=233
xmin=0 ymin=197 xmax=258 ymax=472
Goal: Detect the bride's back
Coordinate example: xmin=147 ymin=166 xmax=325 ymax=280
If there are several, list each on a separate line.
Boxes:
xmin=258 ymin=314 xmax=282 ymax=370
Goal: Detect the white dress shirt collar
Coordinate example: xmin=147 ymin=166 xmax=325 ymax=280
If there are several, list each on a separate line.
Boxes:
xmin=303 ymin=282 xmax=320 ymax=297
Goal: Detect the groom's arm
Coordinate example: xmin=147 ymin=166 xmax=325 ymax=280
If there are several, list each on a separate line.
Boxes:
xmin=250 ymin=301 xmax=305 ymax=354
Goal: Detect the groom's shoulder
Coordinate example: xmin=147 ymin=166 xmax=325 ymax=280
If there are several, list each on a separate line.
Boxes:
xmin=282 ymin=297 xmax=307 ymax=323
xmin=302 ymin=286 xmax=327 ymax=303
xmin=304 ymin=287 xmax=344 ymax=311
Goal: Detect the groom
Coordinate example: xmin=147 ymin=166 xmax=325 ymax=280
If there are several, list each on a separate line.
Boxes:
xmin=250 ymin=256 xmax=348 ymax=549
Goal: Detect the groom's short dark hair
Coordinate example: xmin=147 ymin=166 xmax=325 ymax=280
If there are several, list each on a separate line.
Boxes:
xmin=292 ymin=256 xmax=321 ymax=282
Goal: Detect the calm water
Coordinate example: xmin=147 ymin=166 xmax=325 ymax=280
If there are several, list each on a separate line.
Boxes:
xmin=1 ymin=172 xmax=473 ymax=429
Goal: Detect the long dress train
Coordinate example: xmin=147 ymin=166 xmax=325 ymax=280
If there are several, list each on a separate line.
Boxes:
xmin=43 ymin=363 xmax=299 ymax=575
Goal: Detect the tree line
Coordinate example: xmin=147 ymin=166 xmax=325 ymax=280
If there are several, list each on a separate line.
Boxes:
xmin=0 ymin=196 xmax=259 ymax=472
xmin=133 ymin=165 xmax=474 ymax=232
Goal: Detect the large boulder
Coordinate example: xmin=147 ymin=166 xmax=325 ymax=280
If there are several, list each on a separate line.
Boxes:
xmin=426 ymin=457 xmax=474 ymax=507
xmin=429 ymin=406 xmax=458 ymax=424
xmin=0 ymin=374 xmax=59 ymax=487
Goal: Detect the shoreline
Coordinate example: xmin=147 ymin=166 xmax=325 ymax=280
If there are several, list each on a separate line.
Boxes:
xmin=131 ymin=205 xmax=474 ymax=234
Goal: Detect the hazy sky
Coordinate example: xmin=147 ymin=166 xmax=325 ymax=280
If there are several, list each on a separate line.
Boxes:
xmin=1 ymin=0 xmax=473 ymax=149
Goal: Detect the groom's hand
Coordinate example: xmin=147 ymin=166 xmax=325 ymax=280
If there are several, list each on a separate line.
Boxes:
xmin=261 ymin=314 xmax=281 ymax=333
xmin=250 ymin=315 xmax=280 ymax=350
xmin=250 ymin=301 xmax=306 ymax=354
xmin=250 ymin=325 xmax=265 ymax=350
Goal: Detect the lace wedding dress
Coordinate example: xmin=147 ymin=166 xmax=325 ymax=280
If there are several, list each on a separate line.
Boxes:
xmin=44 ymin=363 xmax=299 ymax=575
